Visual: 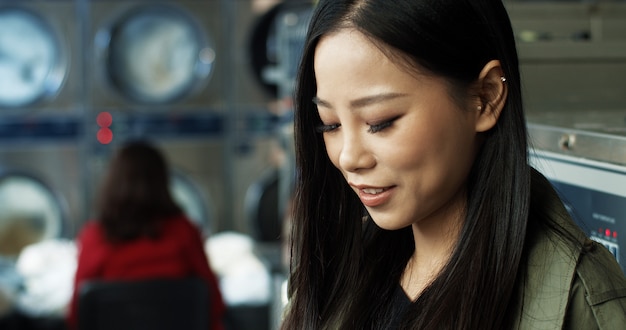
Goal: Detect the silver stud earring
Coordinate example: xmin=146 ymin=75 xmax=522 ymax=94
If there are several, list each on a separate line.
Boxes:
xmin=500 ymin=76 xmax=507 ymax=83
xmin=477 ymin=105 xmax=482 ymax=111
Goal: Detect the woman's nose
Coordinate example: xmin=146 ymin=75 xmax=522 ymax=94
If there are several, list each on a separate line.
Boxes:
xmin=338 ymin=133 xmax=375 ymax=172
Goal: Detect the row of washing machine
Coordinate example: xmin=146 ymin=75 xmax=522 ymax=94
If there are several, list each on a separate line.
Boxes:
xmin=0 ymin=0 xmax=315 ymax=260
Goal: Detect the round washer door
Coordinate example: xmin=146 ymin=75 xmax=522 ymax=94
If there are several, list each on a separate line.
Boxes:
xmin=105 ymin=4 xmax=216 ymax=104
xmin=170 ymin=170 xmax=212 ymax=235
xmin=0 ymin=6 xmax=66 ymax=109
xmin=0 ymin=173 xmax=66 ymax=257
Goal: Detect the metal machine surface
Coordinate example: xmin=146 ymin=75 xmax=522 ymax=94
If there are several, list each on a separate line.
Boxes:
xmin=0 ymin=1 xmax=83 ymax=255
xmin=529 ymin=114 xmax=626 ymax=273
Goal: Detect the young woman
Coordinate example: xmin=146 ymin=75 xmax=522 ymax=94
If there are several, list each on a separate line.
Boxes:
xmin=281 ymin=0 xmax=626 ymax=329
xmin=67 ymin=140 xmax=225 ymax=330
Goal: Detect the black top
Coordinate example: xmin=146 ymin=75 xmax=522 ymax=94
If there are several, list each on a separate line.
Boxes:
xmin=389 ymin=284 xmax=412 ymax=329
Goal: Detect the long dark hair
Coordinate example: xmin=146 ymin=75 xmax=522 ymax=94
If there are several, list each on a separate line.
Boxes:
xmin=96 ymin=140 xmax=182 ymax=243
xmin=283 ymin=0 xmax=530 ymax=329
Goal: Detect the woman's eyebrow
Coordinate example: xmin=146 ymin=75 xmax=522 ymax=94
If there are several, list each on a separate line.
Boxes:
xmin=349 ymin=92 xmax=408 ymax=109
xmin=313 ymin=92 xmax=408 ymax=110
xmin=312 ymin=96 xmax=332 ymax=108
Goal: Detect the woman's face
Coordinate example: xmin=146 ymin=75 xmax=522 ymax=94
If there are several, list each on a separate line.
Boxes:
xmin=313 ymin=29 xmax=482 ymax=230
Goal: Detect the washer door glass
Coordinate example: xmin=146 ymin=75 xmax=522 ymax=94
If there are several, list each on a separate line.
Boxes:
xmin=0 ymin=7 xmax=64 ymax=108
xmin=107 ymin=6 xmax=215 ymax=104
xmin=0 ymin=175 xmax=64 ymax=257
xmin=170 ymin=172 xmax=210 ymax=234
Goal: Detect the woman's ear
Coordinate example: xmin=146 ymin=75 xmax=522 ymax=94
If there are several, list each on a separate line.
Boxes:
xmin=475 ymin=60 xmax=507 ymax=133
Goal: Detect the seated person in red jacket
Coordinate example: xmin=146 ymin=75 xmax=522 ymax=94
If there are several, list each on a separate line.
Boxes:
xmin=67 ymin=140 xmax=225 ymax=330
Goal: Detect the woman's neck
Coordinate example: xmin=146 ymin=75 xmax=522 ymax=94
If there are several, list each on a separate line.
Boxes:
xmin=400 ymin=205 xmax=463 ymax=300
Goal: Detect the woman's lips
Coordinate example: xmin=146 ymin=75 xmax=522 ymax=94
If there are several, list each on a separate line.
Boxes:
xmin=354 ymin=185 xmax=394 ymax=207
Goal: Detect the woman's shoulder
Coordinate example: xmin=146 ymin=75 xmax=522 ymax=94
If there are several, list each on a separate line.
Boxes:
xmin=513 ymin=230 xmax=626 ymax=329
xmin=163 ymin=214 xmax=201 ymax=234
xmin=518 ymin=206 xmax=626 ymax=328
xmin=576 ymin=240 xmax=626 ymax=298
xmin=566 ymin=240 xmax=626 ymax=328
xmin=77 ymin=220 xmax=104 ymax=240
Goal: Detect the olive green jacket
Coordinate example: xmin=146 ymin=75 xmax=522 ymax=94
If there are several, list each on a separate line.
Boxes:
xmin=510 ymin=179 xmax=626 ymax=329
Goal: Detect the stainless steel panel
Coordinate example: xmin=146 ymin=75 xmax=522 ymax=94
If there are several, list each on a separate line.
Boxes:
xmin=528 ymin=111 xmax=626 ymax=166
xmin=530 ymin=149 xmax=626 ymax=273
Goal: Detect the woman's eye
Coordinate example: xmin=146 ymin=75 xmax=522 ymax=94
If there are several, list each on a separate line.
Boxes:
xmin=368 ymin=116 xmax=399 ymax=133
xmin=315 ymin=123 xmax=341 ymax=133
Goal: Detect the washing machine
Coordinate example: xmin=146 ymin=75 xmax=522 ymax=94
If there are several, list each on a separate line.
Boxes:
xmin=0 ymin=169 xmax=69 ymax=258
xmin=87 ymin=0 xmax=226 ymax=112
xmin=0 ymin=0 xmax=79 ymax=113
xmin=0 ymin=1 xmax=83 ymax=259
xmin=0 ymin=131 xmax=82 ymax=255
xmin=0 ymin=137 xmax=81 ymax=244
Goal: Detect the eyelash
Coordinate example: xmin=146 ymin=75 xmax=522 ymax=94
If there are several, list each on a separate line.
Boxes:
xmin=367 ymin=118 xmax=396 ymax=133
xmin=315 ymin=123 xmax=340 ymax=133
xmin=315 ymin=116 xmax=399 ymax=134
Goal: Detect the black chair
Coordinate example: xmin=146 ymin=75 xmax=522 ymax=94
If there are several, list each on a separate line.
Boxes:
xmin=77 ymin=277 xmax=209 ymax=330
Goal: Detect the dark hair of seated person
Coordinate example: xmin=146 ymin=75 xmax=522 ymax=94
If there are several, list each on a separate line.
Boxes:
xmin=96 ymin=140 xmax=183 ymax=243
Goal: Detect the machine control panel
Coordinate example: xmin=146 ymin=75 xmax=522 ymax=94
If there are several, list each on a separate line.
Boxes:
xmin=531 ymin=149 xmax=626 ymax=274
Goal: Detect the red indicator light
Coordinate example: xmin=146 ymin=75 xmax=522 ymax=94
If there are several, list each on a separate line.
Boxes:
xmin=97 ymin=128 xmax=113 ymax=145
xmin=96 ymin=112 xmax=113 ymax=144
xmin=96 ymin=128 xmax=113 ymax=144
xmin=613 ymin=231 xmax=618 ymax=239
xmin=97 ymin=112 xmax=113 ymax=127
xmin=605 ymin=229 xmax=611 ymax=237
